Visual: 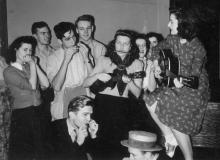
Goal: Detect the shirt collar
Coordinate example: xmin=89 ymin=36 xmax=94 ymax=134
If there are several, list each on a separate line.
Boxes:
xmin=66 ymin=119 xmax=78 ymax=135
xmin=11 ymin=62 xmax=23 ymax=71
xmin=80 ymin=39 xmax=93 ymax=46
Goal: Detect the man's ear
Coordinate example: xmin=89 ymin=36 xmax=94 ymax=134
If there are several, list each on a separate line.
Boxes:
xmin=33 ymin=34 xmax=37 ymax=39
xmin=69 ymin=111 xmax=76 ymax=119
xmin=76 ymin=28 xmax=79 ymax=34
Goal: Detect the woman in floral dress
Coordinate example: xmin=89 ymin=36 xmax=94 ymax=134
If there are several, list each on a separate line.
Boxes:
xmin=144 ymin=9 xmax=210 ymax=160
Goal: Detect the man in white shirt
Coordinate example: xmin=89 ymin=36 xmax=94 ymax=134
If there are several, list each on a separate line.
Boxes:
xmin=47 ymin=22 xmax=92 ymax=120
xmin=75 ymin=14 xmax=106 ymax=68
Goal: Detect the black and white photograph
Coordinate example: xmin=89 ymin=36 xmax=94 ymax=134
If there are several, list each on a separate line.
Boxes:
xmin=0 ymin=0 xmax=219 ymax=159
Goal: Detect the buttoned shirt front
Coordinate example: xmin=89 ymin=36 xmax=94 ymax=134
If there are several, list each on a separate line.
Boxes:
xmin=46 ymin=48 xmax=89 ymax=120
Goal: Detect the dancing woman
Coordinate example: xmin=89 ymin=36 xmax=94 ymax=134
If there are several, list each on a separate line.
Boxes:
xmin=144 ymin=9 xmax=210 ymax=160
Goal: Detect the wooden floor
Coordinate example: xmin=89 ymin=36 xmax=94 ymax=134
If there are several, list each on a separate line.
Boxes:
xmin=173 ymin=147 xmax=220 ymax=160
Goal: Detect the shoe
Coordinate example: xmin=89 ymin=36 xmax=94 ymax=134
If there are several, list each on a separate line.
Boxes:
xmin=164 ymin=134 xmax=178 ymax=158
xmin=165 ymin=142 xmax=177 ymax=157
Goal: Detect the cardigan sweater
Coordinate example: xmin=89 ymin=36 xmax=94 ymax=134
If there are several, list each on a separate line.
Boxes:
xmin=3 ymin=65 xmax=41 ymax=109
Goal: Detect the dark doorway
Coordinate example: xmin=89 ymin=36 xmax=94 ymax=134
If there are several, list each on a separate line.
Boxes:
xmin=0 ymin=0 xmax=8 ymax=56
xmin=170 ymin=0 xmax=220 ymax=102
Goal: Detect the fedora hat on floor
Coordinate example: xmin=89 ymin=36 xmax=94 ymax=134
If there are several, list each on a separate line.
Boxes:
xmin=121 ymin=131 xmax=162 ymax=151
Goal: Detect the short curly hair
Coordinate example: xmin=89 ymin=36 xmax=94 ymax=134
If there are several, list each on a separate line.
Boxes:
xmin=5 ymin=36 xmax=37 ymax=64
xmin=146 ymin=32 xmax=164 ymax=43
xmin=75 ymin=14 xmax=95 ymax=27
xmin=105 ymin=29 xmax=139 ymax=65
xmin=53 ymin=22 xmax=77 ymax=40
xmin=31 ymin=21 xmax=51 ymax=34
xmin=68 ymin=95 xmax=94 ymax=113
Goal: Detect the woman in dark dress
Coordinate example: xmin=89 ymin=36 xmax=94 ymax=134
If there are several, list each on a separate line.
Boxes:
xmin=144 ymin=9 xmax=210 ymax=160
xmin=4 ymin=36 xmax=49 ymax=160
xmin=83 ymin=30 xmax=144 ymax=159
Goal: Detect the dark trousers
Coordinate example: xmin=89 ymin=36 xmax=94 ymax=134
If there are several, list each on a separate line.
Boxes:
xmin=39 ymin=87 xmax=54 ymax=157
xmin=9 ymin=106 xmax=44 ymax=160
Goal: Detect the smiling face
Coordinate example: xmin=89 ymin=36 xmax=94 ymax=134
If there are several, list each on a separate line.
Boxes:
xmin=34 ymin=26 xmax=51 ymax=45
xmin=168 ymin=13 xmax=178 ymax=35
xmin=135 ymin=38 xmax=147 ymax=58
xmin=76 ymin=20 xmax=93 ymax=42
xmin=69 ymin=105 xmax=93 ymax=128
xmin=16 ymin=43 xmax=33 ymax=64
xmin=60 ymin=30 xmax=77 ymax=49
xmin=115 ymin=35 xmax=131 ymax=59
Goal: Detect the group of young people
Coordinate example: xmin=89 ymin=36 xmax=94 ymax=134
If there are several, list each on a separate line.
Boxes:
xmin=2 ymin=7 xmax=209 ymax=160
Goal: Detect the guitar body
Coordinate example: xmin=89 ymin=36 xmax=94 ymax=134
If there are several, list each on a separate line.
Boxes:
xmin=158 ymin=49 xmax=180 ymax=87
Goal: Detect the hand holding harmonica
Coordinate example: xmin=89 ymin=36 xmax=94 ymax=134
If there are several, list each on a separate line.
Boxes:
xmin=64 ymin=45 xmax=79 ymax=62
xmin=88 ymin=119 xmax=98 ymax=139
xmin=76 ymin=125 xmax=88 ymax=145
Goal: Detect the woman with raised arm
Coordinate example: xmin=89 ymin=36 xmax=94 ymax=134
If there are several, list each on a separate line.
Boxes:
xmin=83 ymin=29 xmax=144 ymax=159
xmin=135 ymin=33 xmax=157 ymax=92
xmin=144 ymin=8 xmax=210 ymax=160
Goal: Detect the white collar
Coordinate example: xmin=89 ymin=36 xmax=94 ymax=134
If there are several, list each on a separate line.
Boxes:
xmin=66 ymin=119 xmax=78 ymax=136
xmin=139 ymin=57 xmax=147 ymax=61
xmin=11 ymin=62 xmax=23 ymax=71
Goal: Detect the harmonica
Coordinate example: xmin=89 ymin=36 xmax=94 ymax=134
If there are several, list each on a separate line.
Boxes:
xmin=114 ymin=50 xmax=129 ymax=54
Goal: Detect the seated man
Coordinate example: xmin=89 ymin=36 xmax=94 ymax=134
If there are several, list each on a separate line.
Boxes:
xmin=52 ymin=95 xmax=98 ymax=160
xmin=121 ymin=131 xmax=171 ymax=160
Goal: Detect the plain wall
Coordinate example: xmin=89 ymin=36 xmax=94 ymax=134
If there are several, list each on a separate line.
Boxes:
xmin=7 ymin=0 xmax=169 ymax=47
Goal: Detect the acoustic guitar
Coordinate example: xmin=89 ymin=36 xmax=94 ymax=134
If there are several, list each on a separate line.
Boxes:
xmin=157 ymin=49 xmax=199 ymax=89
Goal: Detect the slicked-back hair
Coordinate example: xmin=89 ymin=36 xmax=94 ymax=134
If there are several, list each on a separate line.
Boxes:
xmin=31 ymin=21 xmax=51 ymax=34
xmin=75 ymin=14 xmax=96 ymax=38
xmin=68 ymin=95 xmax=94 ymax=113
xmin=5 ymin=36 xmax=37 ymax=64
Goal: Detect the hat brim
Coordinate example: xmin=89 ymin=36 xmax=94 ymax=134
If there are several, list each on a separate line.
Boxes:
xmin=121 ymin=140 xmax=162 ymax=152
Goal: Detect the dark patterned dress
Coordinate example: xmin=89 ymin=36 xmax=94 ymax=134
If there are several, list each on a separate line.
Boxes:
xmin=144 ymin=35 xmax=210 ymax=135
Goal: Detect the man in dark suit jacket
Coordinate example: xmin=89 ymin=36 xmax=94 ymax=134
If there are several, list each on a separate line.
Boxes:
xmin=51 ymin=95 xmax=98 ymax=160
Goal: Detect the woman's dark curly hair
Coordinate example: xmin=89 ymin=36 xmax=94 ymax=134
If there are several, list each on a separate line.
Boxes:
xmin=105 ymin=29 xmax=139 ymax=66
xmin=135 ymin=33 xmax=150 ymax=58
xmin=170 ymin=8 xmax=198 ymax=41
xmin=146 ymin=32 xmax=164 ymax=43
xmin=5 ymin=36 xmax=37 ymax=64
